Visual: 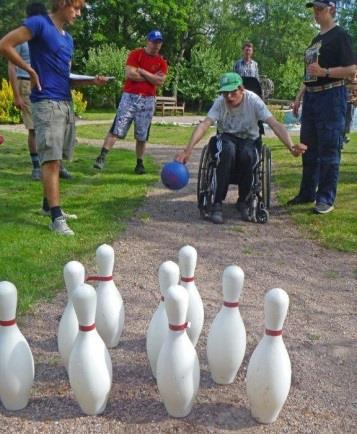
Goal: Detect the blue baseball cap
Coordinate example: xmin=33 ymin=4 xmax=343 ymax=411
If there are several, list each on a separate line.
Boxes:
xmin=306 ymin=0 xmax=336 ymax=7
xmin=147 ymin=30 xmax=163 ymax=42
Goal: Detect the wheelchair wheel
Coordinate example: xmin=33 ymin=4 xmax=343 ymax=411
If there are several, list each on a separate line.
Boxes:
xmin=197 ymin=144 xmax=215 ymax=218
xmin=257 ymin=208 xmax=269 ymax=224
xmin=262 ymin=145 xmax=272 ymax=209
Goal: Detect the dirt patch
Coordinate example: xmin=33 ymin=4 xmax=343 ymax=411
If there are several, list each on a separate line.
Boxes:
xmin=1 ymin=143 xmax=356 ymax=433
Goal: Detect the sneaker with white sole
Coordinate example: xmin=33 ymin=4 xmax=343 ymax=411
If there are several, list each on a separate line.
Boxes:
xmin=40 ymin=209 xmax=78 ymax=220
xmin=31 ymin=168 xmax=41 ymax=180
xmin=49 ymin=216 xmax=75 ymax=235
xmin=94 ymin=156 xmax=105 ymax=170
xmin=59 ymin=167 xmax=73 ymax=179
xmin=313 ymin=203 xmax=334 ymax=214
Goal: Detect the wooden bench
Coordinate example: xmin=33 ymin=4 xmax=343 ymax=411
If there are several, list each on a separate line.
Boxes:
xmin=155 ymin=96 xmax=185 ymax=116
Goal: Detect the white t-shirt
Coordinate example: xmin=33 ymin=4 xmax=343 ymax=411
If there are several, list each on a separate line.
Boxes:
xmin=207 ymin=90 xmax=272 ymax=140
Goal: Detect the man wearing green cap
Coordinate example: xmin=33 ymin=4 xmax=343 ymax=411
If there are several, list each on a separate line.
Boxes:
xmin=176 ymin=72 xmax=307 ymax=224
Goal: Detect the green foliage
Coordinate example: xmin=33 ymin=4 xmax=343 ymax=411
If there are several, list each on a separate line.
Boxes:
xmin=267 ymin=105 xmax=285 ymax=123
xmin=178 ymin=45 xmax=228 ymax=110
xmin=71 ymin=89 xmax=87 ymax=117
xmin=0 ymin=79 xmax=21 ymax=124
xmin=81 ymin=44 xmax=129 ymax=109
xmin=275 ymin=57 xmax=304 ymax=100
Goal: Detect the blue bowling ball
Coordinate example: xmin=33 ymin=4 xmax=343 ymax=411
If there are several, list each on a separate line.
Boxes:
xmin=161 ymin=161 xmax=190 ymax=190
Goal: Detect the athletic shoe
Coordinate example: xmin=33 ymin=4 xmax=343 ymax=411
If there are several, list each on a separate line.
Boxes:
xmin=313 ymin=203 xmax=334 ymax=214
xmin=40 ymin=209 xmax=78 ymax=220
xmin=49 ymin=216 xmax=74 ymax=236
xmin=210 ymin=203 xmax=224 ymax=224
xmin=59 ymin=167 xmax=73 ymax=179
xmin=94 ymin=156 xmax=105 ymax=170
xmin=31 ymin=168 xmax=41 ymax=181
xmin=134 ymin=161 xmax=145 ymax=174
xmin=287 ymin=195 xmax=315 ymax=206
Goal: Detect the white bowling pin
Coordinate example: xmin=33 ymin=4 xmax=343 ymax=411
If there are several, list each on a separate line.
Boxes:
xmin=207 ymin=265 xmax=246 ymax=384
xmin=146 ymin=260 xmax=180 ymax=378
xmin=246 ymin=288 xmax=291 ymax=424
xmin=156 ymin=284 xmax=200 ymax=418
xmin=57 ymin=260 xmax=85 ymax=371
xmin=68 ymin=283 xmax=112 ymax=416
xmin=178 ymin=245 xmax=204 ymax=347
xmin=0 ymin=281 xmax=34 ymax=410
xmin=95 ymin=244 xmax=124 ymax=348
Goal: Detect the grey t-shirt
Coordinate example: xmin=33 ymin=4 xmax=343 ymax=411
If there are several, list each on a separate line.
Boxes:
xmin=207 ymin=90 xmax=272 ymax=140
xmin=15 ymin=42 xmax=30 ymax=79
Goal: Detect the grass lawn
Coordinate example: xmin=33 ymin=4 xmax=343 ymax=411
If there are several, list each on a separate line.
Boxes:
xmin=76 ymin=123 xmax=212 ymax=146
xmin=266 ymin=131 xmax=357 ymax=252
xmin=0 ymin=131 xmax=158 ymax=313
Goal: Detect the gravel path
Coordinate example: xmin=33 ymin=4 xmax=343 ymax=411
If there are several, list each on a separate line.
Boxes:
xmin=0 ymin=139 xmax=356 ymax=433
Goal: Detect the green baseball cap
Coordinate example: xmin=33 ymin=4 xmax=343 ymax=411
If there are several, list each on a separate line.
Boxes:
xmin=219 ymin=72 xmax=243 ymax=92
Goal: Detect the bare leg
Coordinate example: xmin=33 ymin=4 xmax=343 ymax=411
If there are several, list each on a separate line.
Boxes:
xmin=103 ymin=132 xmax=118 ymax=150
xmin=42 ymin=160 xmax=60 ymax=208
xmin=28 ymin=129 xmax=36 ymax=153
xmin=135 ymin=140 xmax=146 ymax=159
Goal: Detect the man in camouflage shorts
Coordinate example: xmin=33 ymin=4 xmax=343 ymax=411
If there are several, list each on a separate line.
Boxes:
xmin=94 ymin=30 xmax=168 ymax=174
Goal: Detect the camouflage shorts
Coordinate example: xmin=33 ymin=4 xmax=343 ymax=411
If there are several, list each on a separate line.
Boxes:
xmin=110 ymin=92 xmax=155 ymax=141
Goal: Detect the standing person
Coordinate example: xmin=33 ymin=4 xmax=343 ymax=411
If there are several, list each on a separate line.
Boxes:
xmin=288 ymin=0 xmax=356 ymax=214
xmin=234 ymin=41 xmax=259 ymax=81
xmin=175 ymin=72 xmax=306 ymax=224
xmin=8 ymin=2 xmax=73 ymax=181
xmin=0 ymin=0 xmax=109 ymax=235
xmin=343 ymin=72 xmax=357 ymax=145
xmin=93 ymin=30 xmax=168 ymax=174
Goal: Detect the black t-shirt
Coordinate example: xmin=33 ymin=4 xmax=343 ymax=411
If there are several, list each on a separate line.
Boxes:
xmin=304 ymin=25 xmax=355 ymax=86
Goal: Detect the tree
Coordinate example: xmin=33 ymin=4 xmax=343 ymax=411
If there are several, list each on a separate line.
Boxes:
xmin=178 ymin=45 xmax=228 ymax=111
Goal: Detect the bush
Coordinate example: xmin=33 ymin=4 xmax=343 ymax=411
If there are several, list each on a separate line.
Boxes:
xmin=268 ymin=105 xmax=285 ymax=123
xmin=0 ymin=79 xmax=21 ymax=124
xmin=82 ymin=44 xmax=129 ymax=109
xmin=71 ymin=89 xmax=87 ymax=117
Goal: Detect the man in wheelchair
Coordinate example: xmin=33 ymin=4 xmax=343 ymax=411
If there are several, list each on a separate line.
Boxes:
xmin=175 ymin=72 xmax=306 ymax=224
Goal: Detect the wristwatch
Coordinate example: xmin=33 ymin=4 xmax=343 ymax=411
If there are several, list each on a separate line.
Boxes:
xmin=325 ymin=68 xmax=330 ymax=78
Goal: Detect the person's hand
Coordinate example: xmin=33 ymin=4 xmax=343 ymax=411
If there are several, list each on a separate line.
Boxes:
xmin=290 ymin=143 xmax=307 ymax=157
xmin=175 ymin=149 xmax=191 ymax=164
xmin=14 ymin=95 xmax=26 ymax=111
xmin=94 ymin=75 xmax=109 ymax=86
xmin=28 ymin=67 xmax=41 ymax=91
xmin=307 ymin=62 xmax=325 ymax=77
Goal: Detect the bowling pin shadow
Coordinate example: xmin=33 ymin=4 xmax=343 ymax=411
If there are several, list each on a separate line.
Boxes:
xmin=187 ymin=403 xmax=257 ymax=430
xmin=104 ymin=397 xmax=167 ymax=423
xmin=118 ymin=337 xmax=146 ymax=353
xmin=112 ymin=362 xmax=154 ymax=387
xmin=5 ymin=395 xmax=84 ymax=421
xmin=30 ymin=336 xmax=58 ymax=352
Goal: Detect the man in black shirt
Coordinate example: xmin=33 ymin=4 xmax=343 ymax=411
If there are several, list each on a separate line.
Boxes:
xmin=288 ymin=0 xmax=356 ymax=214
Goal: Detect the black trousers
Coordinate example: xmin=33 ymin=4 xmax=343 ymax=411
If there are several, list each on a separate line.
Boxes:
xmin=209 ymin=133 xmax=260 ymax=204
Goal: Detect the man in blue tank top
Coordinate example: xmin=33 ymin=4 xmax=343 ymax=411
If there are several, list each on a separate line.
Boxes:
xmin=0 ymin=0 xmax=108 ymax=236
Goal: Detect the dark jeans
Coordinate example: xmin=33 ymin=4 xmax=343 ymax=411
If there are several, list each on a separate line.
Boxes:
xmin=209 ymin=133 xmax=260 ymax=204
xmin=299 ymin=86 xmax=346 ymax=206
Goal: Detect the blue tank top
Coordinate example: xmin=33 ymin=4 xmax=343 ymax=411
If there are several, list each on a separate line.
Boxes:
xmin=24 ymin=14 xmax=74 ymax=102
xmin=15 ymin=42 xmax=31 ymax=78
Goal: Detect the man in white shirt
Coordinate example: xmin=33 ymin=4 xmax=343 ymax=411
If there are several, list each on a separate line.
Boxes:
xmin=176 ymin=72 xmax=307 ymax=224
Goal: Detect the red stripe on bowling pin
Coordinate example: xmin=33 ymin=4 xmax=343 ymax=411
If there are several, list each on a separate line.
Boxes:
xmin=0 ymin=319 xmax=16 ymax=326
xmin=79 ymin=323 xmax=96 ymax=332
xmin=169 ymin=322 xmax=188 ymax=331
xmin=223 ymin=301 xmax=240 ymax=308
xmin=265 ymin=329 xmax=283 ymax=336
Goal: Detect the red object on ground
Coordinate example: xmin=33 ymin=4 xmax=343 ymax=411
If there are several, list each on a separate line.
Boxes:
xmin=0 ymin=135 xmax=4 ymax=144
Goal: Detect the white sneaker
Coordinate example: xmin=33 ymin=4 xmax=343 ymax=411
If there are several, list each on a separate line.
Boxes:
xmin=49 ymin=216 xmax=74 ymax=236
xmin=40 ymin=209 xmax=78 ymax=220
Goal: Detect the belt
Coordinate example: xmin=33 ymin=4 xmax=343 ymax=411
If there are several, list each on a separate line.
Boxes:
xmin=305 ymin=80 xmax=345 ymax=93
xmin=18 ymin=77 xmax=30 ymax=81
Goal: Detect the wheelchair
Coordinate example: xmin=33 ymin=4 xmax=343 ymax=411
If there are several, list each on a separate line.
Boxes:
xmin=197 ymin=137 xmax=272 ymax=224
